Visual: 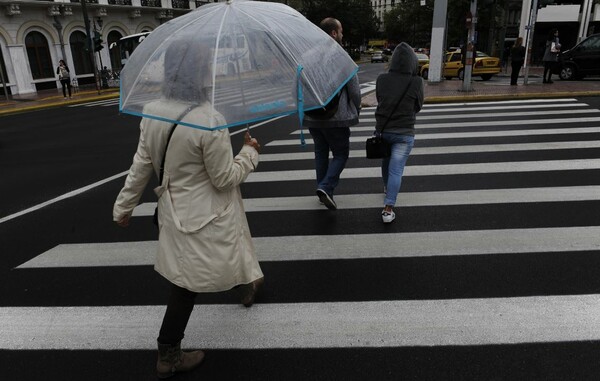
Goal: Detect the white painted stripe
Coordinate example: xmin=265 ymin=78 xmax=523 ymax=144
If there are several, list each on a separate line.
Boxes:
xmin=130 ymin=186 xmax=600 ymax=216
xmin=349 ymin=117 xmax=600 ymax=130
xmin=69 ymin=99 xmax=119 ymax=107
xmin=415 ymin=108 xmax=598 ymax=120
xmin=0 ymin=171 xmax=129 ymax=225
xmin=358 ymin=102 xmax=589 ymax=116
xmin=414 ymin=103 xmax=588 ymax=113
xmin=3 ymin=294 xmax=600 ymax=349
xmin=244 ymin=159 xmax=600 ymax=183
xmin=276 ymin=127 xmax=600 ymax=146
xmin=18 ymin=226 xmax=600 ymax=268
xmin=260 ymin=141 xmax=600 ymax=161
xmin=356 ymin=108 xmax=599 ymax=123
xmin=423 ymin=98 xmax=578 ymax=107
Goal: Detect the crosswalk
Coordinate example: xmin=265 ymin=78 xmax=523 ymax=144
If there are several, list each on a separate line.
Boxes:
xmin=6 ymin=96 xmax=600 ymax=377
xmin=71 ymin=81 xmax=380 ymax=110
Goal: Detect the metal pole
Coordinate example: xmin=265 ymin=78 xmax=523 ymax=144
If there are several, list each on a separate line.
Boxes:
xmin=428 ymin=0 xmax=448 ymax=83
xmin=523 ymin=0 xmax=539 ymax=85
xmin=0 ymin=58 xmax=9 ymax=101
xmin=94 ymin=20 xmax=104 ymax=85
xmin=462 ymin=0 xmax=477 ymax=91
xmin=80 ymin=0 xmax=100 ymax=94
xmin=578 ymin=0 xmax=594 ymax=43
xmin=53 ymin=16 xmax=67 ymax=61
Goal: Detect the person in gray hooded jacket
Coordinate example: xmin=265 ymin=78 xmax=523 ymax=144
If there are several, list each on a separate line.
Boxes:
xmin=375 ymin=42 xmax=424 ymax=223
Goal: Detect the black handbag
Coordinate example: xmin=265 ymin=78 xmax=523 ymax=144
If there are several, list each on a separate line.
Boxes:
xmin=366 ymin=82 xmax=411 ymax=159
xmin=366 ymin=134 xmax=391 ymax=159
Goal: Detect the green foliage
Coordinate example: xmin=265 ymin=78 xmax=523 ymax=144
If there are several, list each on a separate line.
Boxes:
xmin=299 ymin=0 xmax=379 ymax=47
xmin=383 ymin=2 xmax=433 ymax=48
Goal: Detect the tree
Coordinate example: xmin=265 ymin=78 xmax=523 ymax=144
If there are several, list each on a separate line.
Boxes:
xmin=384 ymin=0 xmax=506 ymax=55
xmin=383 ymin=2 xmax=433 ymax=48
xmin=299 ymin=0 xmax=379 ymax=47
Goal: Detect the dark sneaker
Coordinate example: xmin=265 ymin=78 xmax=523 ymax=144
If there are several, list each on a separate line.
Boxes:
xmin=316 ymin=189 xmax=337 ymax=210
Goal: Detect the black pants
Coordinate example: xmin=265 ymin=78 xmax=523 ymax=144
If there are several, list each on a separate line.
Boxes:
xmin=510 ymin=61 xmax=523 ymax=85
xmin=543 ymin=61 xmax=556 ymax=82
xmin=158 ymin=284 xmax=198 ymax=345
xmin=60 ymin=79 xmax=72 ymax=97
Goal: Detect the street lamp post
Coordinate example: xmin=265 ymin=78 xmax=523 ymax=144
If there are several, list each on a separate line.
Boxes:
xmin=523 ymin=0 xmax=540 ymax=85
xmin=94 ymin=18 xmax=104 ymax=73
xmin=80 ymin=0 xmax=100 ymax=94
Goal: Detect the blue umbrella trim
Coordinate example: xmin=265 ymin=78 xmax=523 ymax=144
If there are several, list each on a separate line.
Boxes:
xmin=296 ymin=64 xmax=305 ymax=146
xmin=119 ymin=66 xmax=359 ymax=132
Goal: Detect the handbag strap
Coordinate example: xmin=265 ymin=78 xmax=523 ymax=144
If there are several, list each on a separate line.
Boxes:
xmin=158 ymin=106 xmax=193 ymax=185
xmin=379 ymin=80 xmax=412 ymax=134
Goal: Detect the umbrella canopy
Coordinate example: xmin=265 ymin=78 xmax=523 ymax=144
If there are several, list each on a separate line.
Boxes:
xmin=119 ymin=0 xmax=358 ymax=131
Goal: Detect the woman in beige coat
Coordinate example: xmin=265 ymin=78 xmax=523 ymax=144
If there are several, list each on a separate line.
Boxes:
xmin=113 ymin=42 xmax=263 ymax=379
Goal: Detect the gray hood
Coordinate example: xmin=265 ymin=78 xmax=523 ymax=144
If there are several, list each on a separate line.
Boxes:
xmin=389 ymin=42 xmax=418 ymax=75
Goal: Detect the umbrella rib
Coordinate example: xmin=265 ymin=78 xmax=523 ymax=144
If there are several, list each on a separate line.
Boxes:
xmin=235 ymin=6 xmax=324 ymax=105
xmin=210 ymin=5 xmax=230 ymax=119
xmin=121 ymin=6 xmax=222 ymax=110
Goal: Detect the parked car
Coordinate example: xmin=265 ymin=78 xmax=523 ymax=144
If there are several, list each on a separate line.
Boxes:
xmin=371 ymin=52 xmax=388 ymax=63
xmin=558 ymin=33 xmax=600 ymax=80
xmin=420 ymin=50 xmax=500 ymax=80
xmin=415 ymin=53 xmax=429 ymax=75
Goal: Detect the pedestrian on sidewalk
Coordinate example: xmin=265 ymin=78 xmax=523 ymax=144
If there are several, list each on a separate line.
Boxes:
xmin=56 ymin=60 xmax=72 ymax=99
xmin=374 ymin=42 xmax=424 ymax=224
xmin=510 ymin=37 xmax=526 ymax=86
xmin=305 ymin=17 xmax=361 ymax=210
xmin=542 ymin=29 xmax=561 ymax=84
xmin=113 ymin=42 xmax=264 ymax=379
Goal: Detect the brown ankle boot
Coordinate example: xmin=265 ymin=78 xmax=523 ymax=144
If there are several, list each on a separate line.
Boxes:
xmin=238 ymin=277 xmax=265 ymax=307
xmin=157 ymin=341 xmax=204 ymax=379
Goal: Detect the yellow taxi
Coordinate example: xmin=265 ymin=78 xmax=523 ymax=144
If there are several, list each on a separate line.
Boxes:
xmin=415 ymin=53 xmax=429 ymax=74
xmin=420 ymin=50 xmax=501 ymax=80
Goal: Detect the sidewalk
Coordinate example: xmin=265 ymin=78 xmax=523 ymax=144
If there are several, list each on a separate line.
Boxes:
xmin=363 ymin=66 xmax=600 ymax=106
xmin=0 ymin=87 xmax=119 ymax=116
xmin=1 ymin=68 xmax=600 ymax=116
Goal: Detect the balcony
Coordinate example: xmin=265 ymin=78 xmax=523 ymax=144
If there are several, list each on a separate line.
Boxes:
xmin=172 ymin=0 xmax=190 ymax=9
xmin=141 ymin=0 xmax=161 ymax=7
xmin=108 ymin=0 xmax=133 ymax=5
xmin=70 ymin=0 xmax=99 ymax=3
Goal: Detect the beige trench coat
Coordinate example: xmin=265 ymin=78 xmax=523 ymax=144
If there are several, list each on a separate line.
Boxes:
xmin=113 ymin=100 xmax=263 ymax=292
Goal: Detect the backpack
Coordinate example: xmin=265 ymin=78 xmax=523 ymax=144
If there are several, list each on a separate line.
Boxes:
xmin=59 ymin=67 xmax=70 ymax=79
xmin=305 ymin=88 xmax=343 ymax=120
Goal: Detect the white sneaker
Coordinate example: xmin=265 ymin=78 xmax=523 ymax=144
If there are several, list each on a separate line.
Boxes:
xmin=382 ymin=210 xmax=395 ymax=223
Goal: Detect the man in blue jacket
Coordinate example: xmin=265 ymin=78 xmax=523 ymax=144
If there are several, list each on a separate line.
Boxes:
xmin=305 ymin=17 xmax=361 ymax=210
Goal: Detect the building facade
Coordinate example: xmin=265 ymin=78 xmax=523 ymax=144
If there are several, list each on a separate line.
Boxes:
xmin=370 ymin=0 xmax=599 ymax=60
xmin=0 ymin=0 xmax=222 ymax=96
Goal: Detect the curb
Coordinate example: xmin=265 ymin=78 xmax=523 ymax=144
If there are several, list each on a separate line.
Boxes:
xmin=424 ymin=90 xmax=600 ymax=103
xmin=360 ymin=89 xmax=600 ymax=106
xmin=0 ymin=91 xmax=119 ymax=116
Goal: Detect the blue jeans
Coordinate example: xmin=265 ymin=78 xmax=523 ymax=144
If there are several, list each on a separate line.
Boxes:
xmin=309 ymin=127 xmax=350 ymax=196
xmin=381 ymin=133 xmax=414 ymax=206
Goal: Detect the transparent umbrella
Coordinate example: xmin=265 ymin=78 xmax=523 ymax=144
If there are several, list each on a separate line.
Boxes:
xmin=119 ymin=0 xmax=358 ymax=132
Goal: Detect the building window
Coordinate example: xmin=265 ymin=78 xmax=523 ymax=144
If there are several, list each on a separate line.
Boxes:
xmin=107 ymin=31 xmax=123 ymax=70
xmin=70 ymin=31 xmax=93 ymax=74
xmin=25 ymin=31 xmax=53 ymax=79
